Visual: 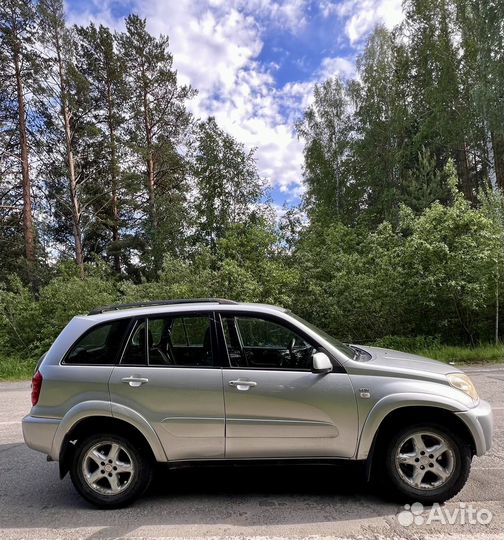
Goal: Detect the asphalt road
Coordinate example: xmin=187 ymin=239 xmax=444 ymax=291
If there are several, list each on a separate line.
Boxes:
xmin=0 ymin=365 xmax=502 ymax=540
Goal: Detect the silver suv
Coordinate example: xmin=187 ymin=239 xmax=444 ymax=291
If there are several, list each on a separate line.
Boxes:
xmin=23 ymin=299 xmax=493 ymax=508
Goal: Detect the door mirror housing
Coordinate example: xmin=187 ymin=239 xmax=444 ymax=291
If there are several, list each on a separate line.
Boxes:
xmin=312 ymin=352 xmax=333 ymax=374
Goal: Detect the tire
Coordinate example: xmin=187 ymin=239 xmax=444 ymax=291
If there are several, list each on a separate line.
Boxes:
xmin=70 ymin=433 xmax=152 ymax=508
xmin=383 ymin=422 xmax=472 ymax=504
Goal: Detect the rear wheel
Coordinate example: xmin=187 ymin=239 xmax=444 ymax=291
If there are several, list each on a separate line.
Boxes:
xmin=384 ymin=423 xmax=471 ymax=504
xmin=70 ymin=433 xmax=152 ymax=508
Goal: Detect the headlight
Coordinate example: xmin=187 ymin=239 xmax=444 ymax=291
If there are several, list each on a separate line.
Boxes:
xmin=447 ymin=373 xmax=479 ymax=401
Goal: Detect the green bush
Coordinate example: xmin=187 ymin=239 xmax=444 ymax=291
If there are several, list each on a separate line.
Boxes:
xmin=0 ymin=274 xmax=120 ymax=359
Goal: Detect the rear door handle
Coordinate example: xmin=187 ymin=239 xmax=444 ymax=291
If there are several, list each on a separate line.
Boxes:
xmin=228 ymin=379 xmax=257 ymax=390
xmin=121 ymin=376 xmax=149 ymax=387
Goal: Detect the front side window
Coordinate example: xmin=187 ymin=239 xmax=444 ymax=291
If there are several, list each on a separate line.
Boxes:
xmin=221 ymin=315 xmax=314 ymax=370
xmin=65 ymin=319 xmax=130 ymax=365
xmin=120 ymin=315 xmax=215 ymax=367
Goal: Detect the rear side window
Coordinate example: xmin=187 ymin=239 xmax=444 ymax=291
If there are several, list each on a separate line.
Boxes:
xmin=120 ymin=315 xmax=215 ymax=367
xmin=64 ymin=319 xmax=130 ymax=365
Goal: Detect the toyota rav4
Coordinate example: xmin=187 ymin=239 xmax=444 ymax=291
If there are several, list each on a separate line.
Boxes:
xmin=22 ymin=298 xmax=493 ymax=508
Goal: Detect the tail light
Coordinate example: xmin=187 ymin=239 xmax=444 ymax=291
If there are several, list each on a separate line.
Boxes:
xmin=31 ymin=370 xmax=43 ymax=406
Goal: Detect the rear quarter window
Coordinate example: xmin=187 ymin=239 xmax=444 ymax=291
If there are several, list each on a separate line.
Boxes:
xmin=63 ymin=319 xmax=131 ymax=365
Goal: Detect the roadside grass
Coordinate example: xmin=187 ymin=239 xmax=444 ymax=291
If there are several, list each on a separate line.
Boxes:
xmin=0 ymin=355 xmax=37 ymax=381
xmin=413 ymin=344 xmax=504 ymax=365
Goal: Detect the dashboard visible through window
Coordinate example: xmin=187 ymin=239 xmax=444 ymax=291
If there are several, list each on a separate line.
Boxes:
xmin=221 ymin=315 xmax=315 ymax=370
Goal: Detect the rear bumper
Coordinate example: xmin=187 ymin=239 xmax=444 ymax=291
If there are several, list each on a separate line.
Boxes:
xmin=22 ymin=415 xmax=60 ymax=457
xmin=455 ymin=399 xmax=493 ymax=456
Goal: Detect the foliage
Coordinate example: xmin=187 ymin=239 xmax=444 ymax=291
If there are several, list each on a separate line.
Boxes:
xmin=191 ymin=117 xmax=266 ymax=250
xmin=0 ymin=271 xmax=119 ymax=357
xmin=413 ymin=344 xmax=503 ymax=364
xmin=0 ymin=0 xmax=503 ymax=372
xmin=0 ymin=353 xmax=37 ymax=381
xmin=373 ymin=335 xmax=442 ymax=352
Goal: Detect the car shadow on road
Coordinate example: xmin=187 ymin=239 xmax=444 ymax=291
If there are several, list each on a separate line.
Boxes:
xmin=151 ymin=460 xmax=373 ymax=498
xmin=0 ymin=444 xmax=399 ymax=536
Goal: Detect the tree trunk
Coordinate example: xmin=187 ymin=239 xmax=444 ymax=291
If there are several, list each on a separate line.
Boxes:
xmin=55 ymin=32 xmax=84 ymax=278
xmin=146 ymin=151 xmax=159 ymax=271
xmin=64 ymin=102 xmax=85 ymax=278
xmin=455 ymin=144 xmax=474 ymax=202
xmin=106 ymin=82 xmax=121 ymax=274
xmin=13 ymin=37 xmax=36 ymax=287
xmin=142 ymin=79 xmax=159 ymax=273
xmin=484 ymin=124 xmax=498 ymax=192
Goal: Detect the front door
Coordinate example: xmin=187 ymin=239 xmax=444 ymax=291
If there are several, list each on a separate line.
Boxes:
xmin=108 ymin=312 xmax=225 ymax=460
xmin=220 ymin=313 xmax=358 ymax=458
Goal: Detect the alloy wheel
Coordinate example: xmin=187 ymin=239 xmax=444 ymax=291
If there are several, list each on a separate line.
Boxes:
xmin=395 ymin=431 xmax=456 ymax=490
xmin=82 ymin=441 xmax=134 ymax=495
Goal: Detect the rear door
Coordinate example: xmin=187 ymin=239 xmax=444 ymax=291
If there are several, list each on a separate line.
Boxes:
xmin=108 ymin=312 xmax=225 ymax=460
xmin=219 ymin=313 xmax=358 ymax=459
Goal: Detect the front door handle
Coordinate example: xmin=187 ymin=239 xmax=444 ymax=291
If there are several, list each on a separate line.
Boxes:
xmin=228 ymin=379 xmax=257 ymax=391
xmin=121 ymin=376 xmax=149 ymax=387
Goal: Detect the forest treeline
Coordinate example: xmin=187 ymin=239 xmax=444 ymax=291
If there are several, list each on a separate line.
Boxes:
xmin=0 ymin=0 xmax=503 ymax=360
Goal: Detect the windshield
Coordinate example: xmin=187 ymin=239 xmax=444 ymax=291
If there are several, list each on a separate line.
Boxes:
xmin=288 ymin=313 xmax=355 ymax=360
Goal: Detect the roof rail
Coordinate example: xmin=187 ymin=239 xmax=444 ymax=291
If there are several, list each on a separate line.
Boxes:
xmin=88 ymin=298 xmax=238 ymax=315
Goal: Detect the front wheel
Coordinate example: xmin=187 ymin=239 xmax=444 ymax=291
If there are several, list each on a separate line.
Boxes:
xmin=384 ymin=423 xmax=472 ymax=504
xmin=70 ymin=433 xmax=152 ymax=508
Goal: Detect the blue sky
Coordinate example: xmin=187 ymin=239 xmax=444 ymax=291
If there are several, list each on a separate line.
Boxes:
xmin=66 ymin=0 xmax=404 ymax=209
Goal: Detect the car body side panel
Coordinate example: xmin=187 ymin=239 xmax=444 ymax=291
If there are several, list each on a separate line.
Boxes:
xmin=345 ymin=369 xmax=480 ymax=458
xmin=108 ymin=366 xmax=225 ymax=460
xmin=50 ymin=399 xmax=111 ymax=460
xmin=223 ymin=369 xmax=359 ymax=458
xmin=32 ymin=364 xmax=114 ymax=420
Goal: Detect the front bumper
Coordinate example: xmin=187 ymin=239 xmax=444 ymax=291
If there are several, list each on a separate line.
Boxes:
xmin=22 ymin=415 xmax=60 ymax=457
xmin=456 ymin=399 xmax=493 ymax=456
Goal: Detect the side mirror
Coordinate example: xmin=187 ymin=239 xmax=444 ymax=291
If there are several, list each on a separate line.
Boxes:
xmin=312 ymin=351 xmax=333 ymax=374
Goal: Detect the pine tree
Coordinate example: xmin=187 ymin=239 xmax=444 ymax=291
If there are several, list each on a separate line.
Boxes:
xmin=38 ymin=0 xmax=86 ymax=277
xmin=118 ymin=15 xmax=195 ymax=275
xmin=402 ymin=0 xmax=475 ymax=200
xmin=75 ymin=23 xmax=127 ymax=273
xmin=351 ymin=26 xmax=409 ymax=224
xmin=456 ymin=0 xmax=504 ymax=192
xmin=0 ymin=0 xmax=39 ymax=286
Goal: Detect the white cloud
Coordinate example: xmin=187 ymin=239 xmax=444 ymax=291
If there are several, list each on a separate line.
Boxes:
xmin=239 ymin=0 xmax=309 ymax=32
xmin=140 ymin=2 xmax=262 ymax=96
xmin=324 ymin=0 xmax=404 ymax=44
xmin=319 ymin=56 xmax=357 ymax=80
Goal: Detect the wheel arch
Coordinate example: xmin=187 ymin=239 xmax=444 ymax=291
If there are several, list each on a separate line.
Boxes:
xmin=58 ymin=415 xmax=165 ymax=479
xmin=54 ymin=401 xmax=167 ymax=479
xmin=361 ymin=403 xmax=476 ymax=482
xmin=357 ymin=394 xmax=476 ymax=461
